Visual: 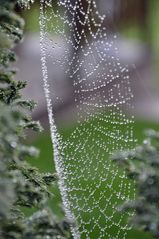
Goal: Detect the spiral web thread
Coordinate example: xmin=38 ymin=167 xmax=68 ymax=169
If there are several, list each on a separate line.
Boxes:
xmin=39 ymin=0 xmax=136 ymax=238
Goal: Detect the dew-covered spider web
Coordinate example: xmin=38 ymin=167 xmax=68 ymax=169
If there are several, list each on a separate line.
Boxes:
xmin=39 ymin=0 xmax=136 ymax=238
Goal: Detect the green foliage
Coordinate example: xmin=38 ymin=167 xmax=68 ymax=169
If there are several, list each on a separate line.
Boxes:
xmin=0 ymin=0 xmax=71 ymax=238
xmin=112 ymin=130 xmax=159 ymax=238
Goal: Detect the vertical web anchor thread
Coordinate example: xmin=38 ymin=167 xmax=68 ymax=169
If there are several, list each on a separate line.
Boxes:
xmin=39 ymin=1 xmax=80 ymax=238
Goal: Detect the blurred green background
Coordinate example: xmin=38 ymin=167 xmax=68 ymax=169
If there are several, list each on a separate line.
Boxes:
xmin=28 ymin=118 xmax=159 ymax=239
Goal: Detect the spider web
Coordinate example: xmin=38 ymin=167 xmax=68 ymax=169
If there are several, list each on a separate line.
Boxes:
xmin=39 ymin=0 xmax=136 ymax=238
